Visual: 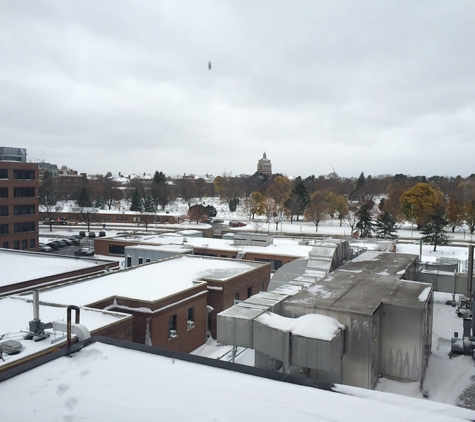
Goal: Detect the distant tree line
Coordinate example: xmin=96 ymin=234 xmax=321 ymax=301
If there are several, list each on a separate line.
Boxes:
xmin=39 ymin=169 xmax=475 ymax=249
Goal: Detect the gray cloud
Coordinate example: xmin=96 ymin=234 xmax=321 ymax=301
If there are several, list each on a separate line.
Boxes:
xmin=1 ymin=0 xmax=474 ymax=179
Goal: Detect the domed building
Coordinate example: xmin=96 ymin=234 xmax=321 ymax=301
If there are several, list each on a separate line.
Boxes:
xmin=257 ymin=152 xmax=272 ymax=176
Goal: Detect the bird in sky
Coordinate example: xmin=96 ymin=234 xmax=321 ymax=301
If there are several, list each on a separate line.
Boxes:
xmin=209 ymin=61 xmax=211 ymax=70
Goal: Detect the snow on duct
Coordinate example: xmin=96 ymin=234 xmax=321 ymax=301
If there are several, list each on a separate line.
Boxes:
xmin=217 ymin=304 xmax=344 ymax=373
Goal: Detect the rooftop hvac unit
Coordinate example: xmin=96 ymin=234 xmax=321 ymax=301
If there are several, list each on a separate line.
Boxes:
xmin=0 ymin=339 xmax=23 ymax=355
xmin=169 ymin=330 xmax=177 ymax=338
xmin=187 ymin=320 xmax=195 ymax=330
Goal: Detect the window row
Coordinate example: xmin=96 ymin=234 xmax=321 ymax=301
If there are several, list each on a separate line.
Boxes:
xmin=168 ymin=308 xmax=195 ymax=338
xmin=0 ymin=204 xmax=36 ymax=216
xmin=0 ymin=187 xmax=37 ymax=198
xmin=14 ymin=221 xmax=36 ymax=233
xmin=0 ymin=169 xmax=35 ymax=180
xmin=2 ymin=238 xmax=36 ymax=250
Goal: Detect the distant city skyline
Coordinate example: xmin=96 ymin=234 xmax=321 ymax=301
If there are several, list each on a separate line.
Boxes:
xmin=1 ymin=1 xmax=474 ymax=178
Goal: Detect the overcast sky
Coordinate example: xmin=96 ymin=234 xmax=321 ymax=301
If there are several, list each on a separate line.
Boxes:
xmin=1 ymin=1 xmax=474 ymax=179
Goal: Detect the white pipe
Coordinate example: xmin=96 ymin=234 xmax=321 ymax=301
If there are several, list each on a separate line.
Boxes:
xmin=52 ymin=321 xmax=91 ymax=342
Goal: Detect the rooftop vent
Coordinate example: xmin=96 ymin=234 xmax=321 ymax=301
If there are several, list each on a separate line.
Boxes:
xmin=0 ymin=339 xmax=23 ymax=355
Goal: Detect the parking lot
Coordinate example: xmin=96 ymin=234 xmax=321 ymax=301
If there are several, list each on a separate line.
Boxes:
xmin=39 ymin=235 xmax=95 ymax=258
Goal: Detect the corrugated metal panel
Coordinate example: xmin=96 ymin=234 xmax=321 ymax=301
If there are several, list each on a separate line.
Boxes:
xmin=291 ymin=331 xmax=343 ymax=371
xmin=252 ymin=320 xmax=290 ymax=363
xmin=217 ymin=304 xmax=266 ymax=348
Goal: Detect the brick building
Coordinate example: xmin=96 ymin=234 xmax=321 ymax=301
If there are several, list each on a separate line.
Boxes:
xmin=0 ymin=147 xmax=39 ymax=251
xmin=14 ymin=255 xmax=269 ymax=352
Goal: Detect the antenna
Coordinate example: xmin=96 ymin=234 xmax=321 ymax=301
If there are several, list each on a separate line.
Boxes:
xmin=329 ymin=162 xmax=336 ymax=174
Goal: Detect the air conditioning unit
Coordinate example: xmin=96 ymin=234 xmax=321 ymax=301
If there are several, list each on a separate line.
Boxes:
xmin=169 ymin=329 xmax=177 ymax=338
xmin=187 ymin=320 xmax=195 ymax=330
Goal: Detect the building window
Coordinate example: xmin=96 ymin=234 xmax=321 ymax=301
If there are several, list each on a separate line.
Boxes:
xmin=14 ymin=240 xmax=19 ymax=250
xmin=0 ymin=224 xmax=8 ymax=235
xmin=247 ymin=287 xmax=252 ymax=298
xmin=21 ymin=239 xmax=28 ymax=250
xmin=0 ymin=187 xmax=8 ymax=198
xmin=13 ymin=169 xmax=35 ymax=180
xmin=138 ymin=257 xmax=143 ymax=265
xmin=30 ymin=238 xmax=36 ymax=249
xmin=14 ymin=204 xmax=35 ymax=215
xmin=254 ymin=258 xmax=283 ymax=271
xmin=126 ymin=256 xmax=132 ymax=267
xmin=2 ymin=241 xmax=8 ymax=248
xmin=168 ymin=314 xmax=177 ymax=338
xmin=109 ymin=244 xmax=125 ymax=255
xmin=169 ymin=315 xmax=177 ymax=330
xmin=0 ymin=206 xmax=8 ymax=216
xmin=14 ymin=221 xmax=35 ymax=233
xmin=0 ymin=169 xmax=8 ymax=179
xmin=187 ymin=307 xmax=194 ymax=322
xmin=13 ymin=187 xmax=36 ymax=198
xmin=146 ymin=258 xmax=151 ymax=263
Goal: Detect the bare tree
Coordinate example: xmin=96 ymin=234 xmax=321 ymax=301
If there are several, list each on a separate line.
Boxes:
xmin=304 ymin=191 xmax=328 ymax=232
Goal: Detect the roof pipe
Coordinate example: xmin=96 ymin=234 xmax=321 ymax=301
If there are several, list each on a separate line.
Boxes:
xmin=67 ymin=305 xmax=80 ymax=348
xmin=468 ymin=245 xmax=474 ymax=298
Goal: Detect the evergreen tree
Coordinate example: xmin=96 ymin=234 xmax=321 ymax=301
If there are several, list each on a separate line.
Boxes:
xmin=144 ymin=195 xmax=156 ymax=213
xmin=421 ymin=211 xmax=449 ymax=251
xmin=77 ymin=184 xmax=92 ymax=208
xmin=375 ymin=212 xmax=398 ymax=239
xmin=130 ymin=189 xmax=144 ymax=212
xmin=205 ymin=205 xmax=217 ymax=217
xmin=95 ymin=195 xmax=105 ymax=209
xmin=229 ymin=198 xmax=238 ymax=212
xmin=356 ymin=202 xmax=374 ymax=238
xmin=153 ymin=170 xmax=166 ymax=184
xmin=286 ymin=178 xmax=310 ymax=222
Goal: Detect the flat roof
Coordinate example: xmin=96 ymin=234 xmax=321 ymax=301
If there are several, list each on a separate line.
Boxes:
xmin=22 ymin=255 xmax=263 ymax=306
xmin=0 ymin=339 xmax=472 ymax=421
xmin=125 ymin=244 xmax=193 ymax=253
xmin=102 ymin=233 xmax=315 ymax=258
xmin=0 ymin=249 xmax=111 ymax=287
xmin=0 ymin=297 xmax=131 ymax=369
xmin=285 ymin=251 xmax=428 ymax=316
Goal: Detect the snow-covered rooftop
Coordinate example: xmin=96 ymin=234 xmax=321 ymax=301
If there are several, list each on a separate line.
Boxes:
xmin=0 ymin=339 xmax=473 ymax=421
xmin=0 ymin=296 xmax=131 ymax=369
xmin=103 ymin=232 xmax=315 ymax=258
xmin=0 ymin=249 xmax=112 ymax=287
xmin=22 ymin=255 xmax=263 ymax=306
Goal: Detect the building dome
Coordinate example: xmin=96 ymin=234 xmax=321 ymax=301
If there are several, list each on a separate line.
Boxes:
xmin=257 ymin=152 xmax=272 ymax=176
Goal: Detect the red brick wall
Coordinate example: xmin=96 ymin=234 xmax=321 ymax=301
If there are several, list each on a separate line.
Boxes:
xmin=206 ymin=262 xmax=271 ymax=338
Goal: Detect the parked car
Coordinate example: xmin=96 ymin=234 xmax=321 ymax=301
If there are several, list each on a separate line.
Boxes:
xmin=57 ymin=239 xmax=68 ymax=247
xmin=38 ymin=243 xmax=52 ymax=252
xmin=229 ymin=220 xmax=246 ymax=227
xmin=46 ymin=241 xmax=61 ymax=250
xmin=62 ymin=238 xmax=73 ymax=245
xmin=213 ymin=219 xmax=224 ymax=224
xmin=74 ymin=248 xmax=94 ymax=257
xmin=79 ymin=231 xmax=86 ymax=238
xmin=67 ymin=236 xmax=81 ymax=245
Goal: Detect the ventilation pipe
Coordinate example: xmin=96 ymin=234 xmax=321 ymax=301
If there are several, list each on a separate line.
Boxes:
xmin=468 ymin=245 xmax=474 ymax=298
xmin=24 ymin=290 xmax=48 ymax=342
xmin=51 ymin=305 xmax=91 ymax=349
